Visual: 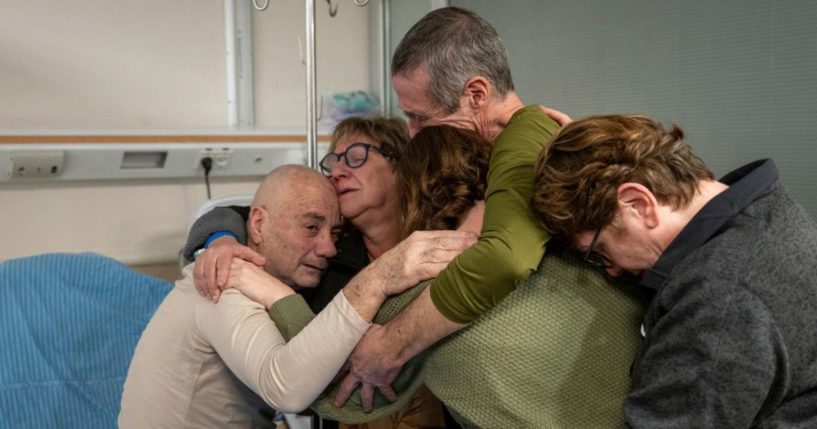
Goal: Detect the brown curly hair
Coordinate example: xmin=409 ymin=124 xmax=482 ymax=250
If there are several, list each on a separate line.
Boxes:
xmin=532 ymin=114 xmax=714 ymax=242
xmin=397 ymin=125 xmax=492 ymax=238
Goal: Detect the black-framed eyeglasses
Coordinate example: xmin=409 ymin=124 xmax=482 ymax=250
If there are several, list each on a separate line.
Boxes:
xmin=584 ymin=227 xmax=613 ymax=269
xmin=319 ymin=143 xmax=396 ymax=176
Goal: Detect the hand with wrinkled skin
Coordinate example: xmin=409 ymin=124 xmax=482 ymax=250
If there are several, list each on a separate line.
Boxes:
xmin=341 ymin=229 xmax=477 ymax=325
xmin=539 ymin=106 xmax=572 ymax=126
xmin=225 ymin=258 xmax=294 ymax=309
xmin=193 ymin=236 xmax=266 ymax=302
xmin=334 ymin=323 xmax=398 ymax=411
xmin=367 ymin=230 xmax=479 ymax=297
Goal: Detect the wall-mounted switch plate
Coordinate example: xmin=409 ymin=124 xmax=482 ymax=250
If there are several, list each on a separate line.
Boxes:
xmin=196 ymin=148 xmax=234 ymax=170
xmin=10 ymin=150 xmax=65 ymax=178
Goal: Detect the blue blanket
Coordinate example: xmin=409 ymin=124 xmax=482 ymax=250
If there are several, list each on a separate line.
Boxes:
xmin=0 ymin=253 xmax=172 ymax=429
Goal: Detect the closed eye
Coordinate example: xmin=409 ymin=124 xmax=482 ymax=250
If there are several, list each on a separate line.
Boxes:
xmin=330 ymin=227 xmax=342 ymax=242
xmin=404 ymin=111 xmax=429 ymax=123
xmin=298 ymin=212 xmax=327 ymax=235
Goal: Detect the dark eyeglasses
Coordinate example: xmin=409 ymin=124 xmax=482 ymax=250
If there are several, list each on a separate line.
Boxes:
xmin=319 ymin=143 xmax=396 ymax=176
xmin=584 ymin=227 xmax=613 ymax=269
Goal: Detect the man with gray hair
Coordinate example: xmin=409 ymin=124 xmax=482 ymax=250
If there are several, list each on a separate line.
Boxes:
xmin=334 ymin=7 xmax=566 ymax=407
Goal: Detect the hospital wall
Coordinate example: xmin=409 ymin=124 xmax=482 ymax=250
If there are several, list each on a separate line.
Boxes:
xmin=0 ymin=0 xmax=374 ymax=267
xmin=455 ymin=0 xmax=817 ymax=220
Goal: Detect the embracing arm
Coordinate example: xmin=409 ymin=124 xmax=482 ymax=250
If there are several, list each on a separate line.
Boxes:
xmin=181 ymin=206 xmax=249 ymax=263
xmin=432 ymin=106 xmax=559 ymax=322
xmin=195 ymin=230 xmax=475 ymax=412
xmin=185 ymin=206 xmax=267 ymax=301
xmin=267 ymin=230 xmax=479 ymax=340
xmin=201 ymin=289 xmax=370 ymax=413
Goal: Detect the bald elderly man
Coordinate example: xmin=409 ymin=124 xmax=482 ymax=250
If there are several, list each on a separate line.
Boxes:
xmin=119 ymin=165 xmax=460 ymax=428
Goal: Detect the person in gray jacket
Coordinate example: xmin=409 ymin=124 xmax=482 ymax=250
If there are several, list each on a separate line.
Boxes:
xmin=531 ymin=114 xmax=817 ymax=428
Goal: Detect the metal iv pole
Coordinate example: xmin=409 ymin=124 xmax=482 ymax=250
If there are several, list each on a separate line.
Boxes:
xmin=304 ymin=0 xmax=318 ymax=169
xmin=253 ymin=0 xmax=370 ymax=170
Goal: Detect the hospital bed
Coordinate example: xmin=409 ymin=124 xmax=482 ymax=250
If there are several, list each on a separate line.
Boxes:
xmin=0 ymin=252 xmax=171 ymax=428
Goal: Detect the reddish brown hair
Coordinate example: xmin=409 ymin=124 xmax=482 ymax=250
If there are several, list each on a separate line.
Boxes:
xmin=397 ymin=125 xmax=491 ymax=238
xmin=532 ymin=114 xmax=714 ymax=241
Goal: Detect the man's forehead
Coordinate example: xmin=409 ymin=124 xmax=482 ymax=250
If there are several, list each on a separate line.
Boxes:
xmin=297 ymin=211 xmax=327 ymax=221
xmin=397 ymin=89 xmax=428 ymax=115
xmin=294 ymin=199 xmax=340 ymax=222
xmin=282 ymin=185 xmax=336 ymax=212
xmin=394 ymin=72 xmax=433 ymax=109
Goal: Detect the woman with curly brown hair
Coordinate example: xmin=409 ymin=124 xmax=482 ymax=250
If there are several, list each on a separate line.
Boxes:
xmin=397 ymin=125 xmax=491 ymax=238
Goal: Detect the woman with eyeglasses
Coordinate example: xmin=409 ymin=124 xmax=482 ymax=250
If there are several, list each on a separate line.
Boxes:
xmin=319 ymin=117 xmax=405 ymax=264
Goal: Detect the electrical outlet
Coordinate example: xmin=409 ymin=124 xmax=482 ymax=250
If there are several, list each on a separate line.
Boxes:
xmin=10 ymin=150 xmax=65 ymax=178
xmin=196 ymin=148 xmax=234 ymax=170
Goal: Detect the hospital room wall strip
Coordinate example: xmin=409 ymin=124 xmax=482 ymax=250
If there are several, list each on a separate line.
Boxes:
xmin=0 ymin=135 xmax=331 ymax=144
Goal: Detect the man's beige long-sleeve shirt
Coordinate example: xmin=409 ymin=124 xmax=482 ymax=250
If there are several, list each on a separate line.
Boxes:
xmin=119 ymin=264 xmax=369 ymax=428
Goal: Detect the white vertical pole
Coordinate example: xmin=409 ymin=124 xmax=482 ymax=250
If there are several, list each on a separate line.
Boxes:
xmin=305 ymin=0 xmax=318 ymax=170
xmin=381 ymin=0 xmax=391 ymax=115
xmin=225 ymin=0 xmax=239 ymax=128
xmin=235 ymin=0 xmax=255 ymax=127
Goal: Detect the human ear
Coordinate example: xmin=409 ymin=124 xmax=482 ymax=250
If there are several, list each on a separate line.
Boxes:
xmin=462 ymin=76 xmax=490 ymax=110
xmin=616 ymin=183 xmax=660 ymax=229
xmin=248 ymin=207 xmax=268 ymax=246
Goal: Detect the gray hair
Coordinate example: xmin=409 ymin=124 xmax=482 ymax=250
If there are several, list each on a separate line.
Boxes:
xmin=391 ymin=7 xmax=514 ymax=115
